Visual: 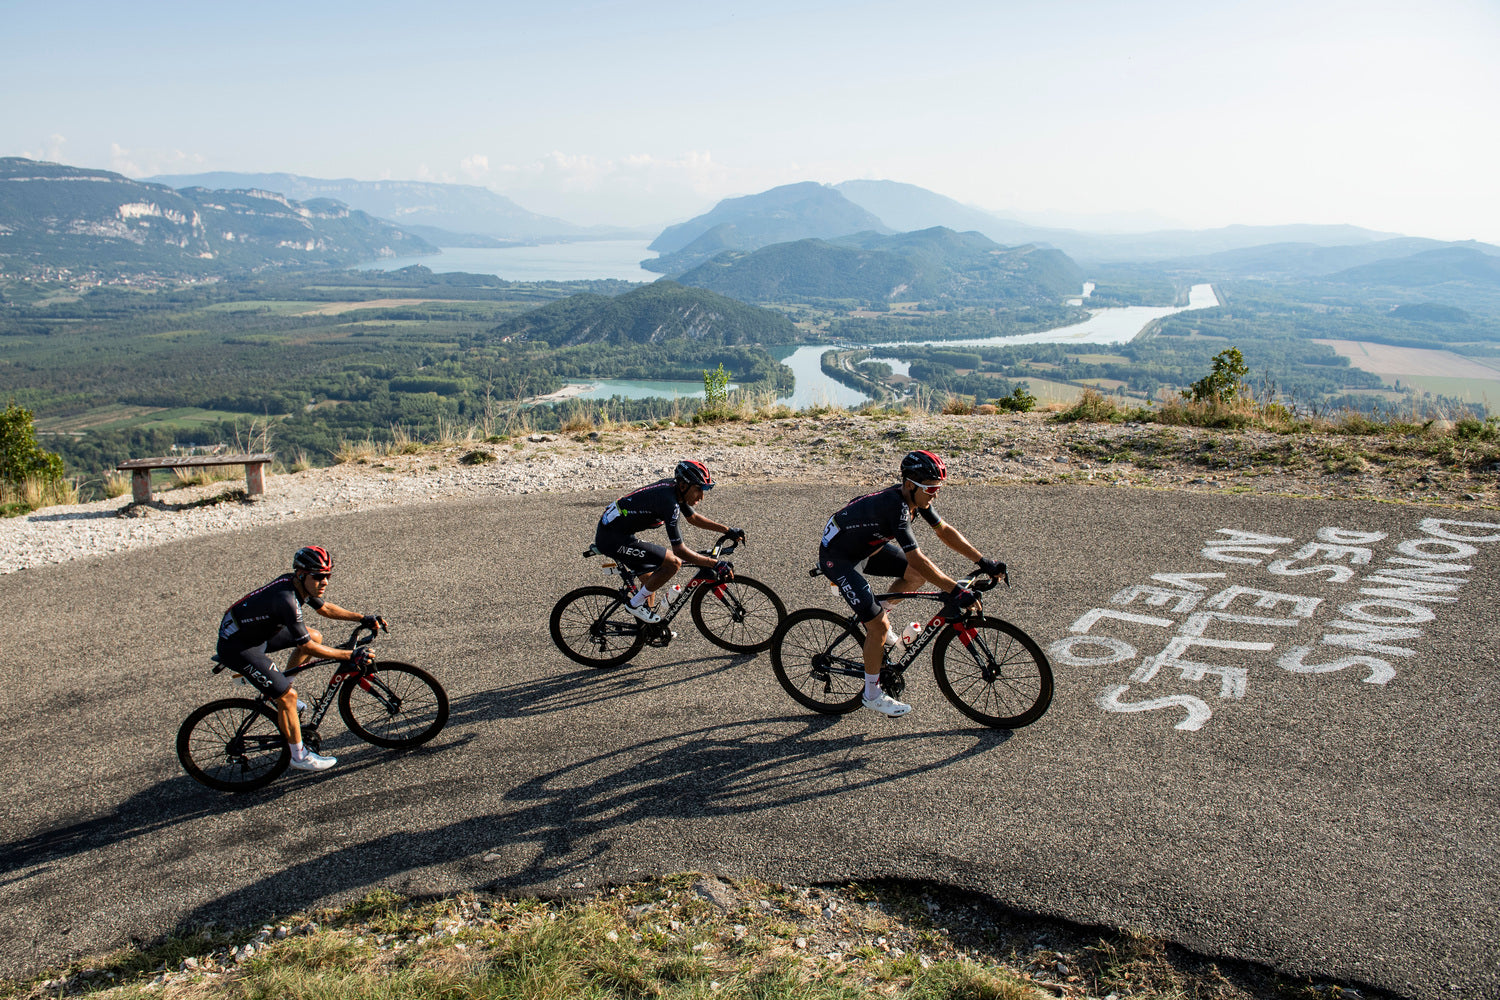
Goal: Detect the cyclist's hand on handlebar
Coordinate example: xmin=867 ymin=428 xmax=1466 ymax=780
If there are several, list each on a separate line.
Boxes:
xmin=714 ymin=559 xmax=734 ymax=581
xmin=727 ymin=527 xmax=747 ymax=545
xmin=350 ymin=647 xmax=376 ymax=669
xmin=945 ymin=584 xmax=979 ymax=616
xmin=977 ymin=557 xmax=1006 ymax=581
xmin=361 ymin=614 xmax=388 ymax=632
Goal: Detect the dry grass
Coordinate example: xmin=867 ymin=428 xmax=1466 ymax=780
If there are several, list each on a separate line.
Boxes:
xmin=0 ymin=475 xmax=79 ymax=515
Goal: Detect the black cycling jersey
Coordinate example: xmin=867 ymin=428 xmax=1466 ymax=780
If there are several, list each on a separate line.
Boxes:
xmin=597 ymin=479 xmax=695 ymax=546
xmin=820 ymin=484 xmax=941 ymax=560
xmin=218 ymin=573 xmax=324 ymax=651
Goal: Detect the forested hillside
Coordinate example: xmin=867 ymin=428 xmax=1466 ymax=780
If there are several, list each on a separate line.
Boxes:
xmin=491 ymin=281 xmax=798 ymax=347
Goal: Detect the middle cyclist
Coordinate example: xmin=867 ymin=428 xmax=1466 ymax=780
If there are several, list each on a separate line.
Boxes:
xmin=596 ymin=459 xmax=745 ymax=624
xmin=819 ymin=449 xmax=1005 ymax=718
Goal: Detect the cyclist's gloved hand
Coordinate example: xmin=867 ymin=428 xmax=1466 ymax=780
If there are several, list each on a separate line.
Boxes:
xmin=714 ymin=559 xmax=734 ymax=581
xmin=945 ymin=584 xmax=979 ymax=615
xmin=977 ymin=557 xmax=1006 ymax=580
xmin=350 ymin=647 xmax=375 ymax=669
xmin=361 ymin=614 xmax=388 ymax=632
xmin=727 ymin=527 xmax=747 ymax=545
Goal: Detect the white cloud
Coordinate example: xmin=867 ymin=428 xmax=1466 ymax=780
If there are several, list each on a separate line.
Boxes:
xmin=459 ymin=154 xmax=490 ymax=180
xmin=21 ymin=133 xmax=68 ymax=163
xmin=108 ymin=143 xmax=206 ymax=178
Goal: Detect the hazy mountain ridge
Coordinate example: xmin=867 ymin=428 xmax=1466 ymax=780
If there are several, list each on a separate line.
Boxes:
xmin=0 ymin=158 xmax=433 ymax=277
xmin=144 ymin=171 xmax=629 ymax=243
xmin=645 ymin=182 xmax=890 ymax=273
xmin=674 ymin=226 xmax=1083 ymax=305
xmin=490 ymin=281 xmax=798 ymax=348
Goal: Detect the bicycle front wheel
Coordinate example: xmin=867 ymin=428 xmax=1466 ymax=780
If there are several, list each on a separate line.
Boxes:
xmin=770 ymin=608 xmax=867 ymax=714
xmin=931 ymin=616 xmax=1053 ymax=728
xmin=690 ymin=575 xmax=787 ymax=653
xmin=339 ymin=662 xmax=449 ymax=749
xmin=177 ymin=698 xmax=289 ymax=792
xmin=550 ymin=585 xmax=646 ymax=668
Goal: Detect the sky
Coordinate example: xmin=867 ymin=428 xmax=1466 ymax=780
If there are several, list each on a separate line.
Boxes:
xmin=5 ymin=0 xmax=1498 ymax=241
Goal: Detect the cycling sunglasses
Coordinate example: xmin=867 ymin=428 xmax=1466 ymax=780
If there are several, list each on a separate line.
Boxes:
xmin=906 ymin=478 xmax=942 ymax=495
xmin=309 ymin=572 xmax=332 ymax=582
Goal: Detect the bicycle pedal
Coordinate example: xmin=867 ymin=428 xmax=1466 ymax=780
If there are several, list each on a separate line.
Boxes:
xmin=646 ymin=628 xmax=678 ymax=647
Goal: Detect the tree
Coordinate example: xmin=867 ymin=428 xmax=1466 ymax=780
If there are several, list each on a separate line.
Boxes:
xmin=0 ymin=403 xmax=66 ymax=486
xmin=1183 ymin=347 xmax=1249 ymax=404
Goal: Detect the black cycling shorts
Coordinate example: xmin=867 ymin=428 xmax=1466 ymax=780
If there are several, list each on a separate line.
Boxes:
xmin=595 ymin=530 xmax=666 ymax=575
xmin=819 ymin=542 xmax=910 ymax=623
xmin=216 ymin=627 xmax=304 ymax=698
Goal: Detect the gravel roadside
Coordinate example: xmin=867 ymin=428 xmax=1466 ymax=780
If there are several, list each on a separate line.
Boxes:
xmin=4 ymin=412 xmax=1496 ymax=576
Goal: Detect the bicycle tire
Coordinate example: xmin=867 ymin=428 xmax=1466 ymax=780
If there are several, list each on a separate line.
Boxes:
xmin=339 ymin=662 xmax=449 ymax=749
xmin=177 ymin=698 xmax=289 ymax=792
xmin=931 ymin=616 xmax=1053 ymax=728
xmin=550 ymin=585 xmax=646 ymax=668
xmin=690 ymin=575 xmax=787 ymax=654
xmin=770 ymin=608 xmax=867 ymax=714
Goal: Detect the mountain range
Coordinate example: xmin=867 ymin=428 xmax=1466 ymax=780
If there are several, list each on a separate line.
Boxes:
xmin=673 ymin=227 xmax=1082 ymax=305
xmin=145 ymin=172 xmax=645 ymax=243
xmin=0 ymin=158 xmax=432 ymax=278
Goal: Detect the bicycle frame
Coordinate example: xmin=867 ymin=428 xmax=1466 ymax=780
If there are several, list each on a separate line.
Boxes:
xmin=591 ymin=537 xmax=740 ymax=633
xmin=826 ymin=576 xmax=998 ymax=681
xmin=214 ymin=624 xmax=380 ymax=734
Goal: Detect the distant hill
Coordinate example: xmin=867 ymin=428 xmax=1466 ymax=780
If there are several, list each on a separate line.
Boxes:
xmin=1392 ymin=302 xmax=1472 ymax=323
xmin=1167 ymin=237 xmax=1500 ymax=279
xmin=674 ymin=226 xmax=1083 ymax=305
xmin=0 ymin=158 xmax=432 ymax=277
xmin=490 ymin=281 xmax=798 ymax=348
xmin=144 ymin=171 xmax=624 ymax=242
xmin=646 ymin=182 xmax=890 ymax=273
xmin=1326 ymin=246 xmax=1500 ymax=288
xmin=834 ymin=180 xmax=1010 ymax=239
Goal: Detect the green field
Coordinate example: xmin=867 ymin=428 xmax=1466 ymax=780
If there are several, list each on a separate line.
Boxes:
xmin=37 ymin=405 xmax=254 ymax=435
xmin=1400 ymin=375 xmax=1500 ymax=407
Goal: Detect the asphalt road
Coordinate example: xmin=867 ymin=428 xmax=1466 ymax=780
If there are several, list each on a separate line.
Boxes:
xmin=2 ymin=483 xmax=1497 ymax=998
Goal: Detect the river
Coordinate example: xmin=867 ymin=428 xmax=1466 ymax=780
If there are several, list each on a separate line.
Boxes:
xmin=357 ymin=240 xmax=658 ymax=283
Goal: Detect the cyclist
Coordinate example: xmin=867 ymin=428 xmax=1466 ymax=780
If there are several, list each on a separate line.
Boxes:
xmin=596 ymin=459 xmax=744 ymax=624
xmin=819 ymin=450 xmax=1005 ymax=717
xmin=216 ymin=546 xmax=388 ymax=772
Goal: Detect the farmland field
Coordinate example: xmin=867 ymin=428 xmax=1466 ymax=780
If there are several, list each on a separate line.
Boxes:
xmin=1314 ymin=339 xmax=1500 ymax=379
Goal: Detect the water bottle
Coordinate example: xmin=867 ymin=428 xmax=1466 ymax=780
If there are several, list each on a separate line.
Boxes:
xmin=899 ymin=622 xmax=923 ymax=647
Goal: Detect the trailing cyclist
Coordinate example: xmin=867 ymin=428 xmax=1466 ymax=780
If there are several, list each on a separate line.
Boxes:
xmin=819 ymin=450 xmax=1005 ymax=718
xmin=215 ymin=546 xmax=388 ymax=772
xmin=595 ymin=460 xmax=745 ymax=625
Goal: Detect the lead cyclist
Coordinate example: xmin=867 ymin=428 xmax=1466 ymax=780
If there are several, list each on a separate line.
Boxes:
xmin=818 ymin=450 xmax=1006 ymax=717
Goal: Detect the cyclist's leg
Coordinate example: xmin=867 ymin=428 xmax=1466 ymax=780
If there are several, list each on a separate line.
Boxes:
xmin=283 ymin=626 xmax=320 ymax=671
xmin=820 ymin=549 xmax=890 ymax=677
xmin=219 ymin=641 xmax=301 ymax=744
xmin=865 ymin=543 xmax=921 ymax=608
xmin=597 ymin=532 xmax=672 ymax=599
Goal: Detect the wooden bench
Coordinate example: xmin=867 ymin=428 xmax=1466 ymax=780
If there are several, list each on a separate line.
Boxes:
xmin=116 ymin=453 xmax=275 ymax=504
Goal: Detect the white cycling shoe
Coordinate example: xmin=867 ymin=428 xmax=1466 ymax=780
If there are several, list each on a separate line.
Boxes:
xmin=862 ymin=692 xmax=912 ymax=717
xmin=626 ymin=601 xmax=662 ymax=624
xmin=289 ymin=750 xmax=338 ymax=771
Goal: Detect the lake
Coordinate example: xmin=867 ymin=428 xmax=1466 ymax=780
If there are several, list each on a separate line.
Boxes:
xmin=358 ymin=240 xmax=659 ymax=283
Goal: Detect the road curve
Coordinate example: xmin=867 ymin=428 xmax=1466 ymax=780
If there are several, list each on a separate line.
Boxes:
xmin=2 ymin=483 xmax=1497 ymax=998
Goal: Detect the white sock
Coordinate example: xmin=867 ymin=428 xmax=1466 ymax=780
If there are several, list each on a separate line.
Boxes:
xmin=864 ymin=675 xmax=883 ymax=699
xmin=290 ymin=741 xmax=306 ymax=760
xmin=629 ymin=588 xmax=652 ymax=608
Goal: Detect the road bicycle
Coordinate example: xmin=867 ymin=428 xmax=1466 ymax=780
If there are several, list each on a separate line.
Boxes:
xmin=550 ymin=534 xmax=787 ymax=668
xmin=177 ymin=623 xmax=449 ymax=792
xmin=769 ymin=567 xmax=1053 ymax=728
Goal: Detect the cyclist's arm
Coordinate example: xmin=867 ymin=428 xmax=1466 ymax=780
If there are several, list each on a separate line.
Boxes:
xmin=931 ymin=520 xmax=983 ymax=564
xmin=684 ymin=510 xmax=733 ymax=537
xmin=671 ymin=539 xmax=720 ymax=570
xmin=297 ymin=636 xmax=360 ymax=662
xmin=314 ymin=601 xmax=364 ymax=623
xmin=904 ymin=547 xmax=958 ymax=592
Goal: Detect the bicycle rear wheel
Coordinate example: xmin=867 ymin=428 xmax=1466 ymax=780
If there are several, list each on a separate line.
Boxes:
xmin=770 ymin=608 xmax=867 ymax=714
xmin=550 ymin=585 xmax=646 ymax=668
xmin=177 ymin=698 xmax=289 ymax=792
xmin=931 ymin=616 xmax=1053 ymax=728
xmin=339 ymin=662 xmax=449 ymax=749
xmin=690 ymin=575 xmax=787 ymax=653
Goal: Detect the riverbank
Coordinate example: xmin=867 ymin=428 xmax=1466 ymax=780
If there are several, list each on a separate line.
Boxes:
xmin=3 ymin=412 xmax=1495 ymax=576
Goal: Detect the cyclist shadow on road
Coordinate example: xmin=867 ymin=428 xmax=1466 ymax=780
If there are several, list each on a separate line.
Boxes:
xmin=0 ymin=734 xmax=475 ymax=884
xmin=173 ymin=715 xmax=1011 ymax=932
xmin=443 ymin=651 xmax=756 ymax=725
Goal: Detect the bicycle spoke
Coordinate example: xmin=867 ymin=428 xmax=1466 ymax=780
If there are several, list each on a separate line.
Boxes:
xmin=932 ymin=617 xmax=1053 ymax=728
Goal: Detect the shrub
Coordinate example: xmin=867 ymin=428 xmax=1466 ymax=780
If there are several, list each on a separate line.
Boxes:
xmin=1183 ymin=347 xmax=1249 ymax=404
xmin=460 ymin=449 xmax=497 ymax=465
xmin=0 ymin=403 xmax=66 ymax=486
xmin=1054 ymin=388 xmax=1121 ymax=423
xmin=941 ymin=395 xmax=974 ymax=415
xmin=996 ymin=385 xmax=1037 ymax=413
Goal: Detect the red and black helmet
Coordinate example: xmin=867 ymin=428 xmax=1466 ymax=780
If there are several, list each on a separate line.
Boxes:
xmin=674 ymin=459 xmax=714 ymax=490
xmin=293 ymin=545 xmax=333 ymax=574
xmin=900 ymin=450 xmax=947 ymax=483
